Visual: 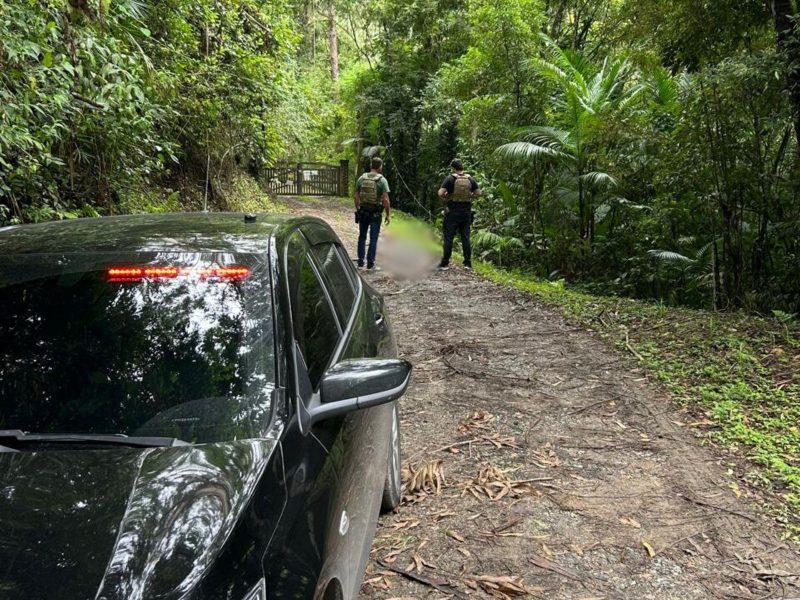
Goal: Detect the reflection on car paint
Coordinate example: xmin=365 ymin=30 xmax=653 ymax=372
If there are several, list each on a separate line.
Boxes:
xmin=97 ymin=436 xmax=280 ymax=600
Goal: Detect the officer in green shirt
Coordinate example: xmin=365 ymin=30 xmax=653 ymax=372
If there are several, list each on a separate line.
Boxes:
xmin=354 ymin=157 xmax=391 ymax=270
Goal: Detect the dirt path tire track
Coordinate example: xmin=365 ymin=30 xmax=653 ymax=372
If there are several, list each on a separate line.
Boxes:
xmin=284 ymin=197 xmax=800 ymax=599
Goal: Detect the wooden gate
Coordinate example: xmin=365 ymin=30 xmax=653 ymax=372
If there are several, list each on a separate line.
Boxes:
xmin=263 ymin=160 xmax=349 ymax=196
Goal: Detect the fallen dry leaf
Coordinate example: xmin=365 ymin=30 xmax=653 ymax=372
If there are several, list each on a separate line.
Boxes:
xmin=619 ymin=516 xmax=642 ymax=529
xmin=642 ymin=539 xmax=655 ymax=558
xmin=432 ymin=510 xmax=456 ymax=521
xmin=362 ymin=571 xmax=395 ymax=591
xmin=382 ymin=549 xmax=402 ymax=564
xmin=479 ymin=434 xmax=520 ymax=449
xmin=447 ymin=530 xmax=465 ymax=542
xmin=408 ymin=553 xmax=438 ymax=573
xmin=528 ymin=554 xmax=583 ymax=581
xmin=390 ymin=519 xmax=420 ymax=530
xmin=468 ymin=574 xmax=536 ymax=598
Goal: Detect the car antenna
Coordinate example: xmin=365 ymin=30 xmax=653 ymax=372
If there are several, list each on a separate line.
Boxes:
xmin=202 ymin=150 xmax=210 ymax=213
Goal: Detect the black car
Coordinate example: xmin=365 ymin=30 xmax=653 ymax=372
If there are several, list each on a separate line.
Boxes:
xmin=0 ymin=213 xmax=409 ymax=600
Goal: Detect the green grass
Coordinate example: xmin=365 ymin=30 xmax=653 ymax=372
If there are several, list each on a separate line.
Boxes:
xmin=389 ymin=211 xmax=800 ymax=535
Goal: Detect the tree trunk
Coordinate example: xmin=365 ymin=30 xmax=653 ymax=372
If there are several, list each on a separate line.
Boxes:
xmin=577 ymin=175 xmax=585 ymax=240
xmin=712 ymin=240 xmax=722 ymax=311
xmin=771 ymin=0 xmax=800 ymax=153
xmin=548 ymin=0 xmax=566 ymax=40
xmin=327 ymin=3 xmax=339 ymax=82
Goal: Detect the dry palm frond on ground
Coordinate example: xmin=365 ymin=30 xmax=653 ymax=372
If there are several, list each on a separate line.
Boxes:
xmin=531 ymin=443 xmax=560 ymax=468
xmin=479 ymin=433 xmax=519 ymax=448
xmin=402 ymin=459 xmax=446 ymax=497
xmin=462 ymin=464 xmax=537 ymax=501
xmin=457 ymin=409 xmax=495 ymax=433
xmin=465 ymin=574 xmax=538 ymax=598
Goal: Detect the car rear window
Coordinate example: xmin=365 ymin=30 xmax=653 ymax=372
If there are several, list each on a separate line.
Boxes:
xmin=0 ymin=252 xmax=275 ymax=444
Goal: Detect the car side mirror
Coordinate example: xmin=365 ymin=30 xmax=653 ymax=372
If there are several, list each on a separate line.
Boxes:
xmin=307 ymin=359 xmax=412 ymax=426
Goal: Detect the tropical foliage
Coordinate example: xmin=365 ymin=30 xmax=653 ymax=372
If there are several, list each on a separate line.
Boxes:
xmin=338 ymin=0 xmax=800 ymax=314
xmin=2 ymin=0 xmax=800 ymax=314
xmin=0 ymin=0 xmax=315 ymax=221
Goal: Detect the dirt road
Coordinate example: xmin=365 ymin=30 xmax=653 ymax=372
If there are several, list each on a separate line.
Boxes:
xmin=287 ymin=197 xmax=800 ymax=599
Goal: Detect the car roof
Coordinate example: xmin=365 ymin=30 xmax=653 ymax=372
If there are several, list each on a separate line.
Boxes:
xmin=0 ymin=212 xmax=339 ymax=255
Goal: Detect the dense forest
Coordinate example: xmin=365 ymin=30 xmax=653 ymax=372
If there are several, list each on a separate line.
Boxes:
xmin=2 ymin=0 xmax=800 ymax=314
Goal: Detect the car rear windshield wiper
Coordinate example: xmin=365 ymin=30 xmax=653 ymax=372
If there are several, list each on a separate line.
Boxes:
xmin=0 ymin=430 xmax=189 ymax=448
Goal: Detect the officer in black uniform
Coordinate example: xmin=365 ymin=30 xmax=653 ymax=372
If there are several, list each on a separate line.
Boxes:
xmin=437 ymin=158 xmax=480 ymax=270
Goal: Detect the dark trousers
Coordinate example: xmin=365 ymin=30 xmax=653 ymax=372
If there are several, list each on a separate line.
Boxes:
xmin=441 ymin=209 xmax=472 ymax=267
xmin=357 ymin=208 xmax=382 ymax=267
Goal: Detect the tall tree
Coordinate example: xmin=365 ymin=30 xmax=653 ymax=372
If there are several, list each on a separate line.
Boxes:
xmin=771 ymin=0 xmax=800 ymax=152
xmin=327 ymin=2 xmax=339 ymax=81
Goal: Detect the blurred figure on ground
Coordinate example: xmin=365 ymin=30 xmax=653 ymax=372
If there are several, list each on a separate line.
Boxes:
xmin=437 ymin=158 xmax=480 ymax=270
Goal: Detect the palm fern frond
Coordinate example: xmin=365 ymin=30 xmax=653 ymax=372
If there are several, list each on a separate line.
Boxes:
xmin=599 ymin=57 xmax=629 ymax=98
xmin=535 ymin=35 xmax=591 ymax=92
xmin=496 ymin=181 xmax=519 ymax=214
xmin=580 ymin=171 xmax=618 ymax=188
xmin=473 ymin=229 xmax=505 ymax=248
xmin=647 ymin=67 xmax=679 ymax=108
xmin=675 ymin=71 xmax=693 ymax=99
xmin=528 ymin=56 xmax=569 ymax=84
xmin=648 ymin=249 xmax=695 ymax=264
xmin=552 ymin=45 xmax=592 ymax=90
xmin=495 ymin=141 xmax=568 ymax=161
xmin=362 ymin=145 xmax=385 ymax=158
xmin=616 ymin=83 xmax=647 ymax=113
xmin=517 ymin=125 xmax=571 ymax=146
xmin=551 ymin=186 xmax=580 ymax=205
xmin=595 ymin=203 xmax=612 ymax=223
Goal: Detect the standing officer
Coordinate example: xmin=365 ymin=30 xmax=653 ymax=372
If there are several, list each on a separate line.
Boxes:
xmin=354 ymin=156 xmax=391 ymax=270
xmin=437 ymin=158 xmax=480 ymax=270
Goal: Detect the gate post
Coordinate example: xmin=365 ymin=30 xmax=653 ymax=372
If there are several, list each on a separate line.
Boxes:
xmin=338 ymin=159 xmax=349 ymax=196
xmin=296 ymin=163 xmax=304 ymax=195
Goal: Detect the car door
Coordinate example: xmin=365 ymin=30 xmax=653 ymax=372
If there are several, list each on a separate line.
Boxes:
xmin=262 ymin=231 xmax=346 ymax=598
xmin=307 ymin=241 xmax=396 ymax=599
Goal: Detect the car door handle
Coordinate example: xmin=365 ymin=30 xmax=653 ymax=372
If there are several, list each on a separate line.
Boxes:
xmin=375 ymin=313 xmax=384 ymax=326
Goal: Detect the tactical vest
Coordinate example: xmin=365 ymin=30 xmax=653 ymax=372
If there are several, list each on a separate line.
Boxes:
xmin=360 ymin=173 xmax=384 ymax=205
xmin=452 ymin=173 xmax=473 ymax=202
